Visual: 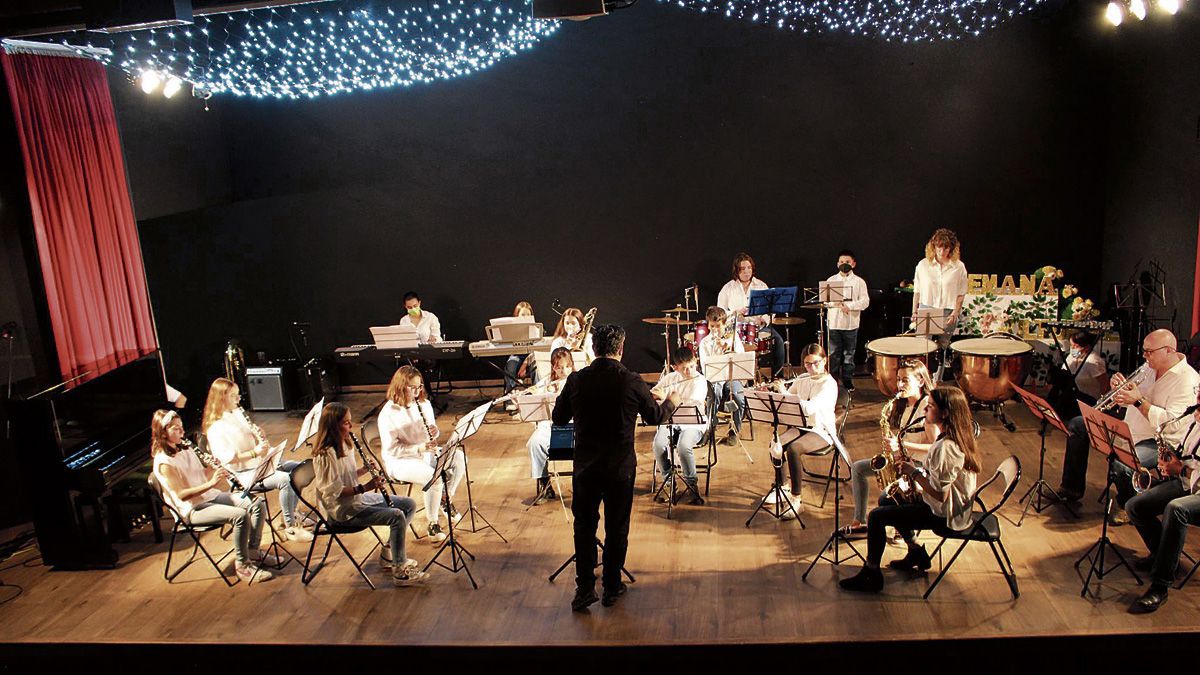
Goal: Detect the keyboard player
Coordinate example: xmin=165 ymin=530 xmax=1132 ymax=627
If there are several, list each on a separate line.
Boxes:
xmin=399 ymin=291 xmax=443 ymax=344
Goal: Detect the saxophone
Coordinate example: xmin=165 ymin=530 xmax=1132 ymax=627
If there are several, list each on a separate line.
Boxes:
xmin=1133 ymin=411 xmax=1197 ymax=494
xmin=567 ymin=307 xmax=598 ymax=352
xmin=870 ymin=393 xmax=922 ymax=502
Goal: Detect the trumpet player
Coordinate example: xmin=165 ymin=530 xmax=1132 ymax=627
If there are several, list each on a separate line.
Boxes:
xmin=1059 ymin=329 xmax=1199 ymax=523
xmin=202 ymin=378 xmax=312 ymax=542
xmin=311 ymin=402 xmax=427 ymax=586
xmin=551 ymin=307 xmax=595 ymax=362
xmin=151 ymin=409 xmax=274 ymax=583
xmin=526 ymin=347 xmax=576 ymax=504
xmin=1126 ymin=396 xmax=1200 ymax=612
xmin=651 ymin=347 xmax=711 ymax=505
xmin=378 ymin=365 xmax=466 ymax=544
xmin=698 ymin=306 xmax=746 ymax=446
xmin=840 ymin=386 xmax=980 ymax=593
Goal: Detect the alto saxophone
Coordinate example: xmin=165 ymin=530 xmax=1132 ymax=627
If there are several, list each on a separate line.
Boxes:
xmin=1133 ymin=412 xmax=1197 ymax=494
xmin=871 ymin=393 xmax=922 ymax=502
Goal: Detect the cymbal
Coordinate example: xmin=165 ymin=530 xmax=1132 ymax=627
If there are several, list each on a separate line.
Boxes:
xmin=773 ymin=316 xmax=807 ymax=326
xmin=642 ymin=316 xmax=692 ymax=326
xmin=659 ymin=307 xmax=694 ymax=314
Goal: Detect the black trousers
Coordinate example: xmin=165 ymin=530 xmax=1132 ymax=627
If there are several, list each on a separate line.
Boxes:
xmin=572 ymin=466 xmax=635 ymax=592
xmin=866 ymin=497 xmax=943 ymax=567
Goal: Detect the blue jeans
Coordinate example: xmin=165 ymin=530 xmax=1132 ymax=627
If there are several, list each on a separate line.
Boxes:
xmin=653 ymin=425 xmax=704 ymax=486
xmin=339 ymin=493 xmax=417 ymax=567
xmin=710 ymin=381 xmax=745 ymax=434
xmin=828 ymin=328 xmax=858 ymax=387
xmin=251 ymin=459 xmax=302 ymax=527
xmin=502 ymin=355 xmax=536 ymax=394
xmin=1127 ymin=479 xmax=1200 ymax=588
xmin=188 ymin=492 xmax=264 ymax=565
xmin=528 ymin=422 xmax=551 ymax=479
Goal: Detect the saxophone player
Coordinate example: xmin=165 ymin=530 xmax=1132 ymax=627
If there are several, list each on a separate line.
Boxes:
xmin=1058 ymin=329 xmax=1199 ymax=525
xmin=310 ymin=402 xmax=427 ymax=586
xmin=202 ymin=378 xmax=312 ymax=542
xmin=526 ymin=347 xmax=576 ymax=504
xmin=840 ymin=386 xmax=981 ymax=593
xmin=378 ymin=365 xmax=466 ymax=544
xmin=1126 ymin=395 xmax=1200 ymax=613
xmin=698 ymin=305 xmax=746 ymax=446
xmin=551 ymin=307 xmax=595 ymax=362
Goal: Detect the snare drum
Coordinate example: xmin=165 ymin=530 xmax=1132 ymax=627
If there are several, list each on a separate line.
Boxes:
xmin=736 ymin=322 xmax=774 ymax=354
xmin=866 ymin=336 xmax=938 ymax=397
xmin=951 ymin=336 xmax=1032 ymax=403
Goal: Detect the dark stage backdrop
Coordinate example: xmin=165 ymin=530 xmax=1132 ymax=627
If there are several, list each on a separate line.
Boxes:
xmin=111 ymin=1 xmax=1143 ymax=396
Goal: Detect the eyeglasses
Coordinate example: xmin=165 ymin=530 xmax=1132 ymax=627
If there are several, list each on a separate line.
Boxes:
xmin=803 ymin=358 xmax=824 ymax=366
xmin=1142 ymin=345 xmax=1170 ymax=356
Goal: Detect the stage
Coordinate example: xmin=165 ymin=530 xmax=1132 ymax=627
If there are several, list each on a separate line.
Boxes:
xmin=1 ymin=381 xmax=1196 ymax=669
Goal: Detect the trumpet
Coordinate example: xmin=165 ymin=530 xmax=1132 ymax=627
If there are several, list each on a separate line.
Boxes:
xmin=1133 ymin=408 xmax=1198 ymax=494
xmin=1096 ymin=364 xmax=1151 ymax=412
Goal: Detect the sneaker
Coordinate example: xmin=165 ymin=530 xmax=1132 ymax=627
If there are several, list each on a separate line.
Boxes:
xmin=721 ymin=429 xmax=738 ymax=446
xmin=427 ymin=523 xmax=447 ymax=544
xmin=393 ymin=568 xmax=429 ymax=586
xmin=449 ymin=506 xmax=464 ymax=524
xmin=236 ymin=563 xmax=273 ymax=582
xmin=601 ymin=582 xmax=628 ymax=607
xmin=845 ymin=382 xmax=855 ymax=393
xmin=286 ymin=526 xmax=314 ymax=542
xmin=1109 ymin=508 xmax=1131 ymax=527
xmin=505 ymin=400 xmax=518 ymax=412
xmin=252 ymin=551 xmax=283 ymax=567
xmin=381 ymin=557 xmax=419 ymax=573
xmin=571 ymin=586 xmax=599 ymax=612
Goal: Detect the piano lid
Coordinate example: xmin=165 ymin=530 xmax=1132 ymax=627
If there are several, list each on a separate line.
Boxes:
xmin=50 ymin=353 xmax=166 ymax=460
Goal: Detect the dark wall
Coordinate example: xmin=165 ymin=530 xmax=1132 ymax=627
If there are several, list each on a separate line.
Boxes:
xmin=116 ymin=2 xmax=1117 ymax=391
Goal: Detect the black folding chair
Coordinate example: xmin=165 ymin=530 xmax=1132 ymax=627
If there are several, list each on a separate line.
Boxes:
xmin=799 ymin=387 xmax=852 ymax=508
xmin=290 ymin=459 xmax=389 ymax=590
xmin=147 ymin=473 xmax=238 ymax=587
xmin=923 ymin=455 xmax=1022 ymax=600
xmin=359 ymin=417 xmax=424 ymax=540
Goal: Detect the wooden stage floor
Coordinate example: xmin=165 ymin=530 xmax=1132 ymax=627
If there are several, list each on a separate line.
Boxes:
xmin=1 ymin=379 xmax=1197 ymax=654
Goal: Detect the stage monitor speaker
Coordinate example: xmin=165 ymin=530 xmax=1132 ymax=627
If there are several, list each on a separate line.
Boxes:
xmin=246 ymin=367 xmax=287 ymax=411
xmin=532 ymin=0 xmax=608 ymax=20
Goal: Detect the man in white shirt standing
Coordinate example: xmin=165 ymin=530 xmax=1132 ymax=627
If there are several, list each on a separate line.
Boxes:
xmin=717 ymin=253 xmax=786 ymax=377
xmin=399 ymin=291 xmax=443 ymax=344
xmin=825 ymin=250 xmax=870 ymax=392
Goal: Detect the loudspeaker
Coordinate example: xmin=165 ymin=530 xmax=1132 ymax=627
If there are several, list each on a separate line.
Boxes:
xmin=246 ymin=367 xmax=287 ymax=411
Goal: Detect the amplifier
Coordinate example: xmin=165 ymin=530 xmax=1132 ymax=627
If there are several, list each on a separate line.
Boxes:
xmin=246 ymin=367 xmax=287 ymax=411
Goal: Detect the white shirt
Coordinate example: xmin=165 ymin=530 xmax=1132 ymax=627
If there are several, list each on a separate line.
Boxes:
xmin=205 ymin=409 xmax=266 ymax=486
xmin=551 ymin=333 xmax=595 ymax=362
xmin=922 ymin=436 xmax=977 ymax=532
xmin=696 ymin=331 xmax=744 ymax=374
xmin=718 ymin=277 xmax=772 ymax=325
xmin=399 ymin=310 xmax=442 ymax=344
xmin=154 ymin=449 xmax=220 ymax=518
xmin=787 ymin=374 xmax=840 ymax=449
xmin=653 ymin=369 xmax=709 ymax=431
xmin=1123 ymin=356 xmax=1200 ymax=446
xmin=312 ymin=445 xmax=364 ymax=522
xmin=1064 ymin=349 xmax=1108 ymax=400
xmin=824 ymin=271 xmax=870 ymax=331
xmin=1174 ymin=422 xmax=1200 ymax=494
xmin=378 ymin=399 xmax=438 ymax=470
xmin=913 ymin=258 xmax=968 ymax=311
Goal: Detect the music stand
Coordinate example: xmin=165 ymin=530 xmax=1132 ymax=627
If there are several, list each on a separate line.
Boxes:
xmin=292 ymin=398 xmax=323 ymax=453
xmin=450 ymin=400 xmax=506 ymax=542
xmin=743 ymin=389 xmax=806 ymax=528
xmin=651 ymin=404 xmax=706 ymax=519
xmin=801 ymin=419 xmax=862 ymax=578
xmin=1012 ymin=384 xmax=1079 ymax=525
xmin=243 ymin=441 xmax=291 ymax=578
xmin=519 ymin=393 xmax=572 ymax=521
xmin=704 ymin=352 xmax=756 ymax=459
xmin=913 ymin=308 xmax=952 ymax=380
xmin=1073 ymin=401 xmax=1143 ymax=597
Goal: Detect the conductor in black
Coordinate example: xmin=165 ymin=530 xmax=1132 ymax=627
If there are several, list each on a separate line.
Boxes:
xmin=553 ymin=323 xmax=680 ymax=611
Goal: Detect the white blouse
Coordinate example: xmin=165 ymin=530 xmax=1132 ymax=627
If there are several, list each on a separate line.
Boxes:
xmin=399 ymin=310 xmax=443 ymax=344
xmin=312 ymin=444 xmax=364 ymax=522
xmin=378 ymin=399 xmax=438 ymax=465
xmin=205 ymin=410 xmax=265 ymax=486
xmin=718 ymin=277 xmax=771 ymax=325
xmin=154 ymin=449 xmax=219 ymax=518
xmin=922 ymin=436 xmax=977 ymax=531
xmin=653 ymin=370 xmax=709 ymax=431
xmin=551 ymin=333 xmax=595 ymax=362
xmin=696 ymin=331 xmax=744 ymax=373
xmin=913 ymin=258 xmax=968 ymax=311
xmin=787 ymin=375 xmax=840 ymax=449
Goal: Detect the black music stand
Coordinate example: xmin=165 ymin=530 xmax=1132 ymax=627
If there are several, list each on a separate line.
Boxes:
xmin=913 ymin=308 xmax=952 ymax=381
xmin=1073 ymin=401 xmax=1143 ymax=597
xmin=802 ymin=432 xmax=863 ymax=578
xmin=452 ymin=400 xmax=507 ymax=542
xmin=548 ymin=539 xmax=637 ymax=585
xmin=1012 ymin=384 xmax=1079 ymax=525
xmin=744 ymin=389 xmax=806 ymax=528
xmin=422 ymin=432 xmax=479 ymax=589
xmin=651 ymin=404 xmax=706 ymax=519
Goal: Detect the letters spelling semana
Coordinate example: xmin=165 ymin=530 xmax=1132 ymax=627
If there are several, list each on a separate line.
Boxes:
xmin=967 ymin=274 xmax=1057 ymax=296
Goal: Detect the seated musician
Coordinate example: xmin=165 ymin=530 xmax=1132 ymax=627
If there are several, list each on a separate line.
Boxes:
xmin=1058 ymin=329 xmax=1199 ymax=526
xmin=651 ymin=347 xmax=711 ymax=505
xmin=845 ymin=359 xmax=935 ymax=534
xmin=310 ymin=402 xmax=427 ymax=587
xmin=503 ymin=301 xmax=537 ymax=412
xmin=840 ymin=386 xmax=980 ymax=593
xmin=773 ymin=344 xmax=840 ymax=513
xmin=151 ymin=409 xmax=274 ymax=582
xmin=551 ymin=307 xmax=595 ymax=363
xmin=378 ymin=365 xmax=466 ymax=544
xmin=717 ymin=252 xmax=786 ymax=377
xmin=525 ymin=347 xmax=575 ymax=505
xmin=1127 ymin=396 xmax=1200 ymax=612
xmin=697 ymin=305 xmax=746 ymax=446
xmin=1049 ymin=330 xmax=1109 ymax=420
xmin=399 ymin=291 xmax=443 ymax=344
xmin=202 ymin=378 xmax=312 ymax=543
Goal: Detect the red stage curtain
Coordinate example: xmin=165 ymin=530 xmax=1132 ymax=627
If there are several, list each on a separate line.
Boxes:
xmin=1 ymin=52 xmax=156 ymax=386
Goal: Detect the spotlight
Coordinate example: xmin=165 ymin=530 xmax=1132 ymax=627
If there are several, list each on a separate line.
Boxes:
xmin=1106 ymin=0 xmax=1125 ymax=24
xmin=1130 ymin=0 xmax=1148 ymax=18
xmin=139 ymin=70 xmax=162 ymax=94
xmin=1159 ymin=0 xmax=1181 ymax=13
xmin=162 ymin=76 xmax=183 ymax=98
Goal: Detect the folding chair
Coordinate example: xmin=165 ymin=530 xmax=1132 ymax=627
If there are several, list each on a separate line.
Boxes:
xmin=147 ymin=473 xmax=237 ymax=586
xmin=923 ymin=455 xmax=1021 ymax=600
xmin=798 ymin=387 xmax=852 ymax=508
xmin=290 ymin=459 xmax=389 ymax=590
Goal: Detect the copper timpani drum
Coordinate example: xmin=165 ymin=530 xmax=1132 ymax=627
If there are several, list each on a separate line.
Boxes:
xmin=866 ymin=336 xmax=938 ymax=397
xmin=951 ymin=335 xmax=1032 ymax=403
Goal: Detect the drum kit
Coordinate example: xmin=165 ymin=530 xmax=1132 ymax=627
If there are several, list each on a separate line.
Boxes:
xmin=641 ymin=299 xmax=805 ymax=374
xmin=866 ymin=331 xmax=1032 ymax=431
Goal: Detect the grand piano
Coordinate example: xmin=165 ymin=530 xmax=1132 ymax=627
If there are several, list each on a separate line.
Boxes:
xmin=7 ymin=353 xmax=167 ymax=569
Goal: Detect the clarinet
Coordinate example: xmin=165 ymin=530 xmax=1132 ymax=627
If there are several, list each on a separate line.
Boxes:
xmin=188 ymin=438 xmax=247 ymax=493
xmin=237 ymin=406 xmax=268 ymax=446
xmin=349 ymin=431 xmax=394 ymax=498
xmin=415 ymin=401 xmax=442 ymax=457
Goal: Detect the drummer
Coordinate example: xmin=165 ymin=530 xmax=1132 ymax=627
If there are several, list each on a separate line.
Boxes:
xmin=698 ymin=306 xmax=746 ymax=446
xmin=825 ymin=250 xmax=870 ymax=393
xmin=911 ymin=229 xmax=967 ymax=380
xmin=718 ymin=252 xmax=786 ymax=377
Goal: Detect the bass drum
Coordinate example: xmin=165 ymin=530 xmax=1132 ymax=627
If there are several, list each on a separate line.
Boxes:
xmin=683 ymin=320 xmax=710 ymax=355
xmin=866 ymin=336 xmax=938 ymax=397
xmin=951 ymin=335 xmax=1032 ymax=403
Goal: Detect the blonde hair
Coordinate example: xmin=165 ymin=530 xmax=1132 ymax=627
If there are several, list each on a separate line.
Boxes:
xmin=924 ymin=228 xmax=961 ymax=263
xmin=705 ymin=305 xmax=728 ymax=325
xmin=554 ymin=308 xmax=585 ymax=339
xmin=151 ymin=409 xmax=183 ymax=456
xmin=386 ymin=365 xmax=426 ymax=406
xmin=514 ymin=301 xmax=533 ymax=317
xmin=202 ymin=378 xmax=237 ymax=432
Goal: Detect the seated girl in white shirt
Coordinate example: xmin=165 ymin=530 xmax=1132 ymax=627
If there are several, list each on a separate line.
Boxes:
xmin=651 ymin=347 xmax=711 ymax=505
xmin=772 ymin=344 xmax=840 ymax=511
xmin=378 ymin=365 xmax=466 ymax=544
xmin=550 ymin=307 xmax=595 ymax=363
xmin=525 ymin=347 xmax=575 ymax=504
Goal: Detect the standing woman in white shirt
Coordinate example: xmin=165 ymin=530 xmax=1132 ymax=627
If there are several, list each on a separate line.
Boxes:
xmin=911 ymin=229 xmax=968 ymax=380
xmin=717 ymin=252 xmax=787 ymax=377
xmin=550 ymin=307 xmax=595 ymax=363
xmin=651 ymin=346 xmax=711 ymax=504
xmin=378 ymin=365 xmax=466 ymax=544
xmin=840 ymin=386 xmax=981 ymax=593
xmin=202 ymin=378 xmax=312 ymax=542
xmin=773 ymin=344 xmax=841 ymax=510
xmin=526 ymin=347 xmax=575 ymax=504
xmin=399 ymin=291 xmax=443 ymax=344
xmin=825 ymin=250 xmax=871 ymax=392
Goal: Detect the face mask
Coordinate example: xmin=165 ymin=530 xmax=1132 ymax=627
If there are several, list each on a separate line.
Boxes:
xmin=407 ymin=307 xmax=420 ymax=317
xmin=566 ymin=325 xmax=579 ymax=335
xmin=838 ymin=263 xmax=853 ymax=273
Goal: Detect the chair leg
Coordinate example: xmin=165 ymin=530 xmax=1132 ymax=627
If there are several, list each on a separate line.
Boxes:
xmin=328 ymin=532 xmax=377 ymax=590
xmin=302 ymin=533 xmax=334 ymax=585
xmin=1177 ymin=555 xmax=1200 ymax=590
xmin=991 ymin=540 xmax=1020 ymax=599
xmin=923 ymin=539 xmax=970 ymax=599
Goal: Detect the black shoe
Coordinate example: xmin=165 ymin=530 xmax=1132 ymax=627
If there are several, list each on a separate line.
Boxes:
xmin=1057 ymin=486 xmax=1083 ymax=503
xmin=602 ymin=582 xmax=627 ymax=607
xmin=1133 ymin=556 xmax=1155 ymax=573
xmin=654 ymin=490 xmax=672 ymax=504
xmin=571 ymin=587 xmax=599 ymax=612
xmin=845 ymin=382 xmax=855 ymax=393
xmin=839 ymin=566 xmax=884 ymax=593
xmin=1130 ymin=585 xmax=1169 ymax=614
xmin=688 ymin=491 xmax=706 ymax=506
xmin=887 ymin=545 xmax=932 ymax=572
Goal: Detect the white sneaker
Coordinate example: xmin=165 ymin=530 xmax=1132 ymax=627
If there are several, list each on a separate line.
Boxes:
xmin=393 ymin=567 xmax=429 ymax=586
xmin=286 ymin=526 xmax=314 ymax=542
xmin=505 ymin=400 xmax=518 ymax=412
xmin=236 ymin=563 xmax=273 ymax=582
xmin=253 ymin=551 xmax=283 ymax=567
xmin=381 ymin=557 xmax=419 ymax=573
